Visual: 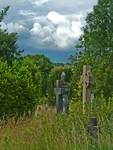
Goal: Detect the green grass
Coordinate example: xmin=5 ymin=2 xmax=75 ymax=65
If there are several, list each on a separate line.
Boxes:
xmin=0 ymin=100 xmax=113 ymax=150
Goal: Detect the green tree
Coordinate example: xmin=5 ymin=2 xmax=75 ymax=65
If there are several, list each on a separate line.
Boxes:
xmin=71 ymin=0 xmax=113 ymax=101
xmin=26 ymin=55 xmax=54 ymax=96
xmin=0 ymin=6 xmax=22 ymax=64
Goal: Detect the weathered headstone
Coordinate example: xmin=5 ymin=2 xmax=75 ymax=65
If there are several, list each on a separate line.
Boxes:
xmin=55 ymin=72 xmax=69 ymax=113
xmin=87 ymin=117 xmax=98 ymax=139
xmin=81 ymin=65 xmax=99 ymax=143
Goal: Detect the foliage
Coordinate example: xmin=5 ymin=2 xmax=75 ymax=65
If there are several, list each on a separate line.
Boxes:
xmin=0 ymin=6 xmax=10 ymax=22
xmin=0 ymin=7 xmax=22 ymax=65
xmin=0 ymin=59 xmax=42 ymax=117
xmin=0 ymin=97 xmax=113 ymax=149
xmin=25 ymin=55 xmax=53 ymax=97
xmin=71 ymin=0 xmax=113 ymax=101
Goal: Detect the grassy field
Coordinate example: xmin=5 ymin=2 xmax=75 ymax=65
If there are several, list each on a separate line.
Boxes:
xmin=0 ymin=101 xmax=113 ymax=150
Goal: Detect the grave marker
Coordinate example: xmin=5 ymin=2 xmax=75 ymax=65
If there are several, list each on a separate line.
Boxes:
xmin=55 ymin=80 xmax=62 ymax=113
xmin=55 ymin=72 xmax=69 ymax=113
xmin=81 ymin=65 xmax=99 ymax=143
xmin=81 ymin=65 xmax=93 ymax=114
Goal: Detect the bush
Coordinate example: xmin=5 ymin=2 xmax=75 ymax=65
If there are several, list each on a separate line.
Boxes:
xmin=0 ymin=59 xmax=42 ymax=117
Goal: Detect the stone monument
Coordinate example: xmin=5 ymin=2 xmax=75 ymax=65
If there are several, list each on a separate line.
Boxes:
xmin=55 ymin=72 xmax=69 ymax=113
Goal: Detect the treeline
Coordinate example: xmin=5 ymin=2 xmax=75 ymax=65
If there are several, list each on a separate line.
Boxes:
xmin=0 ymin=54 xmax=71 ymax=117
xmin=0 ymin=7 xmax=72 ymax=117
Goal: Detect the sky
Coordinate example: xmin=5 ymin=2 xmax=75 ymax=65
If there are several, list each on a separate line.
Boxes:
xmin=0 ymin=0 xmax=98 ymax=63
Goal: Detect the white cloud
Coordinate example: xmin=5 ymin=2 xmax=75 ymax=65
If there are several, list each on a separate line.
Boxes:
xmin=19 ymin=10 xmax=36 ymax=17
xmin=31 ymin=0 xmax=49 ymax=6
xmin=52 ymin=20 xmax=82 ymax=48
xmin=53 ymin=27 xmax=72 ymax=48
xmin=71 ymin=21 xmax=82 ymax=38
xmin=30 ymin=23 xmax=42 ymax=36
xmin=8 ymin=23 xmax=27 ymax=33
xmin=48 ymin=11 xmax=66 ymax=24
xmin=30 ymin=11 xmax=83 ymax=49
xmin=30 ymin=21 xmax=54 ymax=49
xmin=30 ymin=22 xmax=54 ymax=38
xmin=0 ymin=0 xmax=98 ymax=52
xmin=0 ymin=22 xmax=27 ymax=33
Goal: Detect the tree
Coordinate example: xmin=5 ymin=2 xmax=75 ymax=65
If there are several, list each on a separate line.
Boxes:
xmin=0 ymin=6 xmax=22 ymax=64
xmin=0 ymin=6 xmax=10 ymax=22
xmin=26 ymin=55 xmax=54 ymax=96
xmin=71 ymin=0 xmax=113 ymax=100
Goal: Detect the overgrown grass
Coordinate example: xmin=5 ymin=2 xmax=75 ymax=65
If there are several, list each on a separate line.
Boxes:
xmin=0 ymin=99 xmax=113 ymax=150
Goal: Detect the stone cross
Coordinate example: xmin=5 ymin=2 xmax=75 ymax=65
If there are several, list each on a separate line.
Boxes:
xmin=55 ymin=72 xmax=69 ymax=113
xmin=80 ymin=65 xmax=93 ymax=114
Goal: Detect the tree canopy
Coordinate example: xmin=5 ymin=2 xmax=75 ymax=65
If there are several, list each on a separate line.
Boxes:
xmin=71 ymin=0 xmax=113 ymax=100
xmin=0 ymin=6 xmax=22 ymax=64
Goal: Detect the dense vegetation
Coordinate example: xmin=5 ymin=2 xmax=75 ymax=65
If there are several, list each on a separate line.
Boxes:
xmin=0 ymin=6 xmax=72 ymax=117
xmin=71 ymin=0 xmax=113 ymax=102
xmin=0 ymin=99 xmax=113 ymax=149
xmin=0 ymin=0 xmax=113 ymax=149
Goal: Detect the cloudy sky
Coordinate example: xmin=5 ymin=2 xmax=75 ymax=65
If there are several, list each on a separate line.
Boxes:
xmin=0 ymin=0 xmax=98 ymax=63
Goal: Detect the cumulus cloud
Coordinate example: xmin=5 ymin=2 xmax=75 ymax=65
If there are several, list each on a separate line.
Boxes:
xmin=48 ymin=11 xmax=66 ymax=24
xmin=30 ymin=11 xmax=83 ymax=49
xmin=52 ymin=21 xmax=82 ymax=48
xmin=30 ymin=22 xmax=44 ymax=37
xmin=30 ymin=22 xmax=54 ymax=37
xmin=30 ymin=21 xmax=54 ymax=49
xmin=0 ymin=0 xmax=97 ymax=55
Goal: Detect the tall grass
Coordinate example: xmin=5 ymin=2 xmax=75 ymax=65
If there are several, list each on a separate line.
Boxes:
xmin=0 ymin=99 xmax=113 ymax=150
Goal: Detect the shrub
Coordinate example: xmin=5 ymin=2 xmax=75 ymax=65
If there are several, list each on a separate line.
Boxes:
xmin=0 ymin=59 xmax=42 ymax=117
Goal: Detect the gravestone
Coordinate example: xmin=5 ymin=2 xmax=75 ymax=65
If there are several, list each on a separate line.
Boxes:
xmin=55 ymin=80 xmax=62 ymax=113
xmin=81 ymin=65 xmax=99 ymax=143
xmin=55 ymin=72 xmax=69 ymax=113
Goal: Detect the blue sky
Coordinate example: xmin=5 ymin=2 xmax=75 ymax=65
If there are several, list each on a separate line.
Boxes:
xmin=0 ymin=0 xmax=97 ymax=63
